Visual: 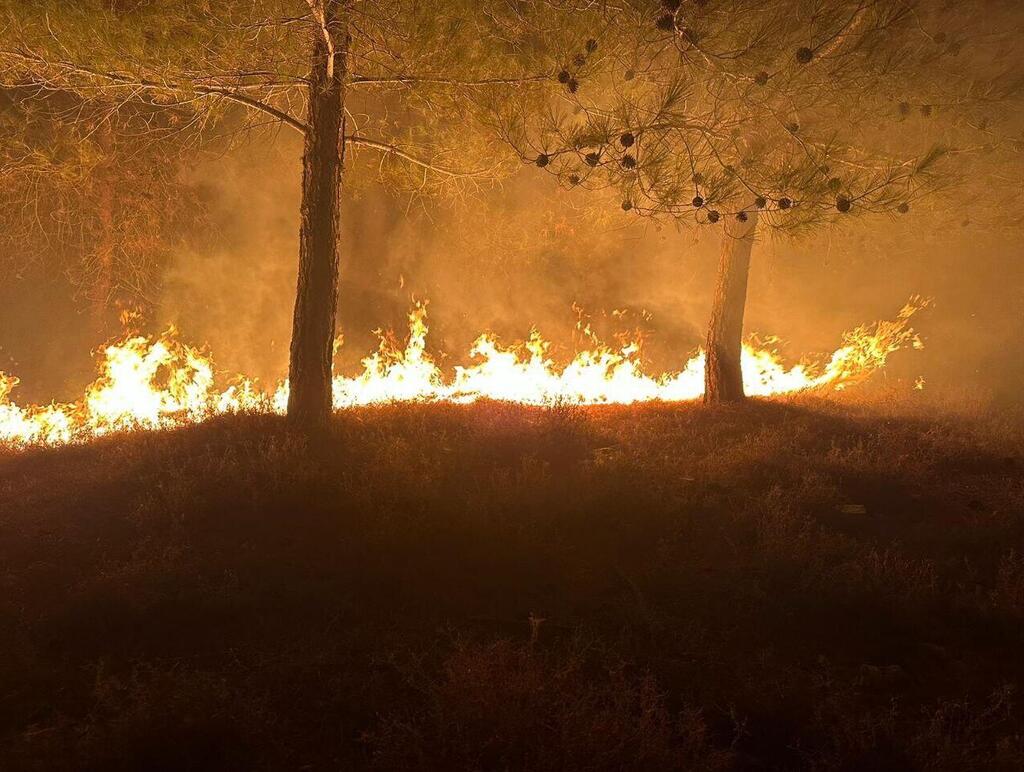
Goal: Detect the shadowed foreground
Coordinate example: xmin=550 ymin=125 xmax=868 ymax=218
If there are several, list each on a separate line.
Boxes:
xmin=1 ymin=395 xmax=1023 ymax=770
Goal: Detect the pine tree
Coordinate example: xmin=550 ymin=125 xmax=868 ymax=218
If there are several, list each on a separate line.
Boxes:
xmin=503 ymin=0 xmax=1021 ymax=402
xmin=1 ymin=0 xmax=549 ymax=427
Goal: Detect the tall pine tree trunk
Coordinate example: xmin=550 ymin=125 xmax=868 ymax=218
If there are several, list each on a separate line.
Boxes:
xmin=287 ymin=2 xmax=348 ymax=429
xmin=704 ymin=210 xmax=758 ymax=404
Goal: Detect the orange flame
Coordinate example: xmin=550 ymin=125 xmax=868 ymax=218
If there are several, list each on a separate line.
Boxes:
xmin=0 ymin=298 xmax=928 ymax=447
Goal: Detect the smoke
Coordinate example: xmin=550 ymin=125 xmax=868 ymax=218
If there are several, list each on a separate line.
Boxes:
xmin=158 ymin=138 xmax=301 ymax=386
xmin=158 ymin=143 xmax=725 ymax=382
xmin=3 ymin=127 xmax=1023 ymax=404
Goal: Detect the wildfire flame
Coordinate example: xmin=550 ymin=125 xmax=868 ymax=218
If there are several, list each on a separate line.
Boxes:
xmin=0 ymin=299 xmax=927 ymax=447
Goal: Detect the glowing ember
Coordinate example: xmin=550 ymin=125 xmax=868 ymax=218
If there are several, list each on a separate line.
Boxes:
xmin=0 ymin=299 xmax=927 ymax=447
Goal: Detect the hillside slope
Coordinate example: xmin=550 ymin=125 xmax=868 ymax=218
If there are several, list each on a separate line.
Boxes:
xmin=1 ymin=396 xmax=1023 ymax=770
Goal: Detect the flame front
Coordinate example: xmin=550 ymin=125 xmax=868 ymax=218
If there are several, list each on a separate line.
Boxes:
xmin=0 ymin=299 xmax=927 ymax=447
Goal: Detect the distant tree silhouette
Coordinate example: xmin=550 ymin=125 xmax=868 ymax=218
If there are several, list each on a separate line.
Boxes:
xmin=0 ymin=82 xmax=203 ymax=331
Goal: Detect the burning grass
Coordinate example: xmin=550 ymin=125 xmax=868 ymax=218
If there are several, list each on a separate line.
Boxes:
xmin=0 ymin=299 xmax=927 ymax=446
xmin=1 ymin=393 xmax=1022 ymax=769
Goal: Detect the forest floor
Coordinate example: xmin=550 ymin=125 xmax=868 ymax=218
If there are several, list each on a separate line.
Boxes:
xmin=1 ymin=391 xmax=1023 ymax=771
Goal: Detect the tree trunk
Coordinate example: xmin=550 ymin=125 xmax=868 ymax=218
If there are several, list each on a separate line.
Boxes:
xmin=287 ymin=3 xmax=348 ymax=429
xmin=704 ymin=210 xmax=758 ymax=404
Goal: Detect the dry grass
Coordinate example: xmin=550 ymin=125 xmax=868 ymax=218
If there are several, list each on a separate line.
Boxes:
xmin=0 ymin=392 xmax=1022 ymax=770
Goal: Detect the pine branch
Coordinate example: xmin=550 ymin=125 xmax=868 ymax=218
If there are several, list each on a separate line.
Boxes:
xmin=1 ymin=49 xmax=496 ymax=179
xmin=349 ymin=74 xmax=551 ymax=88
xmin=344 ymin=135 xmax=494 ymax=177
xmin=0 ymin=49 xmax=308 ymax=134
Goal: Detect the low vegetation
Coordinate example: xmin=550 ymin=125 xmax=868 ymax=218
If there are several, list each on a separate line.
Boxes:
xmin=1 ymin=392 xmax=1022 ymax=770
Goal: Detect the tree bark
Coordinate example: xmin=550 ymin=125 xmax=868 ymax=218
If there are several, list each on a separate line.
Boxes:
xmin=287 ymin=2 xmax=348 ymax=430
xmin=704 ymin=210 xmax=758 ymax=404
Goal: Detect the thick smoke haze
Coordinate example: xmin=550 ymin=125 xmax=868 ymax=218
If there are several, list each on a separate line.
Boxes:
xmin=1 ymin=132 xmax=1022 ymax=405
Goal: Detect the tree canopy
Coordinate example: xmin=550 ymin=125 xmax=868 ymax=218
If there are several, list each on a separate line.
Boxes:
xmin=500 ymin=0 xmax=1023 ymax=230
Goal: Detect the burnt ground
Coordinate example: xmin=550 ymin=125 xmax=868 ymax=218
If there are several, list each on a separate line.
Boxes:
xmin=1 ymin=393 xmax=1022 ymax=770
